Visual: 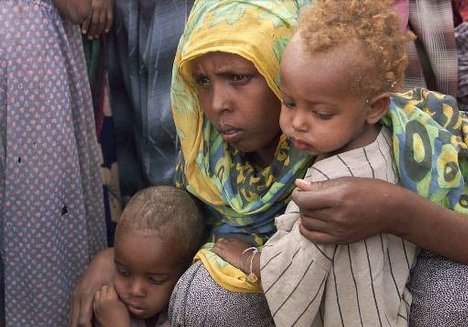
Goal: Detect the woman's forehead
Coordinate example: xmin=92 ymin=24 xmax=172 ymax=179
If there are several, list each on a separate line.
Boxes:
xmin=191 ymin=52 xmax=256 ymax=71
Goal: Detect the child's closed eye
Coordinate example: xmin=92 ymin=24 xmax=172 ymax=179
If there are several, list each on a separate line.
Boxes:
xmin=313 ymin=111 xmax=334 ymax=120
xmin=149 ymin=275 xmax=169 ymax=285
xmin=281 ymin=100 xmax=296 ymax=109
xmin=116 ymin=266 xmax=130 ymax=277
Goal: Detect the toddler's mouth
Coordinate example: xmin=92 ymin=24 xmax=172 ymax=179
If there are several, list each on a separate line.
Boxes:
xmin=290 ymin=137 xmax=312 ymax=152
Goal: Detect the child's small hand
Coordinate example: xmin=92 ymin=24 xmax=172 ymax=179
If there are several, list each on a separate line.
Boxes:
xmin=212 ymin=238 xmax=253 ymax=273
xmin=93 ymin=284 xmax=131 ymax=327
xmin=81 ymin=0 xmax=113 ymax=39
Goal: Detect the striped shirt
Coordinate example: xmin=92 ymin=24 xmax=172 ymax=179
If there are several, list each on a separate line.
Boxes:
xmin=260 ymin=128 xmax=419 ymax=327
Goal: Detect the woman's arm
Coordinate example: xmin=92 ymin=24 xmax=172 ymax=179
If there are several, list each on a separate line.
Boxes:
xmin=294 ymin=177 xmax=468 ymax=263
xmin=69 ymin=247 xmax=115 ymax=327
xmin=53 ymin=0 xmax=91 ymax=25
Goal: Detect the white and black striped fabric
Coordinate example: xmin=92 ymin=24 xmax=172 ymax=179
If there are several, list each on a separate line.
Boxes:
xmin=261 ymin=127 xmax=419 ymax=327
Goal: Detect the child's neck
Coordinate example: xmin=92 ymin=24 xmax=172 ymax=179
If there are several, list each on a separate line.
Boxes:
xmin=315 ymin=123 xmax=382 ymax=163
xmin=145 ymin=312 xmax=162 ymax=327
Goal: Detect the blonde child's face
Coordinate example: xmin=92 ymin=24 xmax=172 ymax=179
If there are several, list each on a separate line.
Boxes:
xmin=113 ymin=229 xmax=185 ymax=320
xmin=279 ymin=35 xmax=379 ymax=157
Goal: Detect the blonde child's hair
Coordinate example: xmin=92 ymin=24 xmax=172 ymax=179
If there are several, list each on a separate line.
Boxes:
xmin=115 ymin=186 xmax=205 ymax=263
xmin=298 ymin=0 xmax=414 ymax=97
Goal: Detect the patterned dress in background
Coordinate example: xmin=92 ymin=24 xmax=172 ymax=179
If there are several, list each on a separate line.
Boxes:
xmin=0 ymin=0 xmax=107 ymax=325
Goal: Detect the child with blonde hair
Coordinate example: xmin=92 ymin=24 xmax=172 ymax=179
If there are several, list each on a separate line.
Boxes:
xmin=214 ymin=1 xmax=419 ymax=326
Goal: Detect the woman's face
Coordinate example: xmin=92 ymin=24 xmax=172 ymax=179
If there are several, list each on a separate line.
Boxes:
xmin=190 ymin=52 xmax=282 ymax=164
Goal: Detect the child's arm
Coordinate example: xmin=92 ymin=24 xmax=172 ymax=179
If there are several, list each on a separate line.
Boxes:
xmin=212 ymin=238 xmax=261 ymax=279
xmin=93 ymin=284 xmax=131 ymax=327
xmin=53 ymin=0 xmax=92 ymax=25
xmin=81 ymin=0 xmax=114 ymax=39
xmin=70 ymin=248 xmax=115 ymax=327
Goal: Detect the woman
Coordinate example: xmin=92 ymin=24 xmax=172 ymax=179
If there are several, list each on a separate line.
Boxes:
xmin=70 ymin=0 xmax=468 ymax=326
xmin=0 ymin=0 xmax=107 ymax=325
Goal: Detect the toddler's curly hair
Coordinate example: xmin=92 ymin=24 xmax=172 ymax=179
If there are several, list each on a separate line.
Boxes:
xmin=298 ymin=0 xmax=414 ymax=97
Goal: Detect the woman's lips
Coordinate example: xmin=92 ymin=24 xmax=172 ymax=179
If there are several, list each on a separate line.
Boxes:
xmin=218 ymin=124 xmax=243 ymax=143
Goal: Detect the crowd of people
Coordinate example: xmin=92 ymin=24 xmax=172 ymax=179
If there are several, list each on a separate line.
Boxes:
xmin=1 ymin=0 xmax=468 ymax=326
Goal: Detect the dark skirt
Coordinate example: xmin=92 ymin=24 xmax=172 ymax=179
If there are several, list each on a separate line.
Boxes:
xmin=409 ymin=250 xmax=468 ymax=326
xmin=169 ymin=261 xmax=275 ymax=327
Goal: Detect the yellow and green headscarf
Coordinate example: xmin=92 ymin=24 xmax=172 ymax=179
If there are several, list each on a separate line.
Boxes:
xmin=172 ymin=0 xmax=312 ymax=241
xmin=171 ymin=0 xmax=312 ymax=293
xmin=385 ymin=88 xmax=468 ymax=212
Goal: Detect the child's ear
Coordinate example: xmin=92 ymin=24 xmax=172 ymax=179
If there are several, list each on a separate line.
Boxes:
xmin=366 ymin=92 xmax=390 ymax=124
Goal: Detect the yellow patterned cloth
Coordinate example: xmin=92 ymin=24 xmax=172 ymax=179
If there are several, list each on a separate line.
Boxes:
xmin=171 ymin=0 xmax=312 ymax=293
xmin=385 ymin=88 xmax=468 ymax=212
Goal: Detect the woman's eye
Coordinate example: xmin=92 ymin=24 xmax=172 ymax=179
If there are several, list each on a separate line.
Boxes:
xmin=195 ymin=76 xmax=210 ymax=87
xmin=230 ymin=74 xmax=249 ymax=83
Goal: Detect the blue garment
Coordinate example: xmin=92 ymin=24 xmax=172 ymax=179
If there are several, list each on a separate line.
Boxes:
xmin=107 ymin=0 xmax=193 ymax=199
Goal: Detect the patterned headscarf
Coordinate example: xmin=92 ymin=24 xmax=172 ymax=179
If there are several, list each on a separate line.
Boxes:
xmin=386 ymin=88 xmax=468 ymax=212
xmin=171 ymin=0 xmax=312 ymax=242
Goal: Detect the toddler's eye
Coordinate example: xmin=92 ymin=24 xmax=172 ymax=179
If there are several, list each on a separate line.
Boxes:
xmin=314 ymin=112 xmax=334 ymax=120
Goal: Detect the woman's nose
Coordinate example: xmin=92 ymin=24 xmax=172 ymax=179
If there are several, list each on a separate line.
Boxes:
xmin=211 ymin=84 xmax=232 ymax=114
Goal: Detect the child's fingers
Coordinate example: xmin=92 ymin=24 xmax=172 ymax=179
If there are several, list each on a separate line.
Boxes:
xmin=294 ymin=178 xmax=314 ymax=191
xmin=93 ymin=288 xmax=101 ymax=311
xmin=106 ymin=284 xmax=118 ymax=299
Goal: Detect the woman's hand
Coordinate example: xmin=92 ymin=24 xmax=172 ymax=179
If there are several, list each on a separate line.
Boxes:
xmin=293 ymin=177 xmax=398 ymax=244
xmin=294 ymin=177 xmax=468 ymax=264
xmin=93 ymin=285 xmax=131 ymax=327
xmin=81 ymin=0 xmax=114 ymax=39
xmin=53 ymin=0 xmax=92 ymax=25
xmin=69 ymin=247 xmax=115 ymax=327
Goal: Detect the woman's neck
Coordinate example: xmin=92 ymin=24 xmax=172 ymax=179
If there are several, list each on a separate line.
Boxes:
xmin=247 ymin=133 xmax=281 ymax=168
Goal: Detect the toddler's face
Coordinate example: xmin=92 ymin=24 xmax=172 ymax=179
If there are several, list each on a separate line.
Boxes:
xmin=279 ymin=36 xmax=376 ymax=156
xmin=113 ymin=229 xmax=185 ymax=320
